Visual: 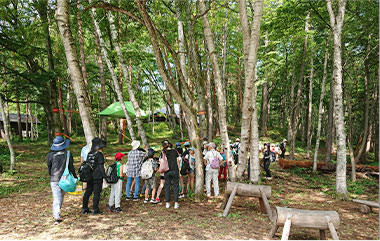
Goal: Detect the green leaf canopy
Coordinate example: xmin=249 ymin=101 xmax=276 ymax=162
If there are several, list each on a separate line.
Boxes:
xmin=98 ymin=101 xmax=148 ymax=118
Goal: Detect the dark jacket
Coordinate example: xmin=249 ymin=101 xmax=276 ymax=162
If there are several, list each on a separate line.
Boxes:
xmin=47 ymin=150 xmax=77 ymax=182
xmin=164 ymin=149 xmax=179 ymax=172
xmin=87 ymin=151 xmax=107 ymax=181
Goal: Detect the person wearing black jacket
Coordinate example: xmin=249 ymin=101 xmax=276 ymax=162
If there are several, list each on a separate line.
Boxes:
xmin=162 ymin=141 xmax=180 ymax=209
xmin=262 ymin=144 xmax=273 ymax=180
xmin=47 ymin=136 xmax=77 ymax=225
xmin=81 ymin=138 xmax=107 ymax=215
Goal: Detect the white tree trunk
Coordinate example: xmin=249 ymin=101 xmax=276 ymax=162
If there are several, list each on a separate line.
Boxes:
xmin=56 ymin=0 xmax=97 ymax=146
xmin=326 ymin=0 xmax=348 ymax=199
xmin=249 ymin=78 xmax=260 ymax=183
xmin=306 ymin=55 xmax=314 ymax=159
xmin=89 ymin=1 xmax=136 ymax=141
xmin=199 ymin=0 xmax=235 ymax=181
xmin=313 ymin=35 xmax=330 ymax=172
xmin=0 ymin=96 xmax=15 ymax=171
xmin=237 ymin=0 xmax=264 ymax=179
xmin=107 ymin=9 xmax=148 ymax=146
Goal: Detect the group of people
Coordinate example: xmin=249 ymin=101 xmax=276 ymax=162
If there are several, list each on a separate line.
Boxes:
xmin=46 ymin=135 xmax=287 ymax=224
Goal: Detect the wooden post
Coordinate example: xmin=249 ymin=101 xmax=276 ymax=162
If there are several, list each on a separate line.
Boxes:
xmin=260 ymin=189 xmax=272 ymax=220
xmin=269 ymin=209 xmax=278 ymax=238
xmin=281 ymin=213 xmax=293 ymax=241
xmin=320 ymin=230 xmax=326 ymax=240
xmin=223 ymin=185 xmax=238 ymax=217
xmin=326 ymin=216 xmax=339 ymax=240
xmin=221 ymin=192 xmax=230 ymax=210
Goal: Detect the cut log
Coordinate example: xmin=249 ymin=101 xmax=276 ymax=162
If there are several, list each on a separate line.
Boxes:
xmin=326 ymin=216 xmax=339 ymax=240
xmin=359 ymin=204 xmax=371 ymax=214
xmin=269 ymin=210 xmax=279 ymax=239
xmin=220 ymin=192 xmax=230 ymax=210
xmin=260 ymin=189 xmax=272 ymax=221
xmin=275 ymin=207 xmax=340 ymax=230
xmin=225 ymin=181 xmax=271 ymax=198
xmin=353 ymin=199 xmax=379 ymax=208
xmin=281 ymin=213 xmax=292 ymax=241
xmin=320 ymin=230 xmax=326 ymax=240
xmin=223 ymin=185 xmax=238 ymax=217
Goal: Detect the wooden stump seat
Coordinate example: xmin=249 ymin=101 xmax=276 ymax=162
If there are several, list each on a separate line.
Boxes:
xmin=353 ymin=199 xmax=379 ymax=214
xmin=220 ymin=182 xmax=272 ymax=219
xmin=269 ymin=206 xmax=340 ymax=240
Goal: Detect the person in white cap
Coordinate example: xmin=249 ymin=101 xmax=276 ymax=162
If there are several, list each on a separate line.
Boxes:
xmin=125 ymin=140 xmax=147 ymax=201
xmin=280 ymin=139 xmax=287 ymax=159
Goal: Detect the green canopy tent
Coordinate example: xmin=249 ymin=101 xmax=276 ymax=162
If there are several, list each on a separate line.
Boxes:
xmin=98 ymin=101 xmax=148 ymax=118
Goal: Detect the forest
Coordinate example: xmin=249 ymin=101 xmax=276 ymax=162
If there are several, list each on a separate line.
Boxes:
xmin=0 ymin=0 xmax=378 ymax=240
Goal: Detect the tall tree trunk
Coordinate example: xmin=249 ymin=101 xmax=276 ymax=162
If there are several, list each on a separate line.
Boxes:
xmin=249 ymin=72 xmax=260 ymax=183
xmin=56 ymin=0 xmax=97 ymax=146
xmin=313 ymin=35 xmax=330 ymax=172
xmin=90 ymin=2 xmax=136 ymax=141
xmin=325 ymin=78 xmax=335 ymax=162
xmin=290 ymin=12 xmax=310 ymax=160
xmin=206 ymin=54 xmax=213 ymax=141
xmin=93 ymin=15 xmax=108 ymax=141
xmin=306 ymin=54 xmax=314 ymax=158
xmin=66 ymin=84 xmax=72 ymax=136
xmin=28 ymin=102 xmax=34 ymax=140
xmin=287 ymin=72 xmax=296 ymax=143
xmin=236 ymin=57 xmax=243 ymax=121
xmin=221 ymin=7 xmax=229 ymax=120
xmin=106 ymin=9 xmax=148 ymax=146
xmin=326 ymin=0 xmax=348 ymax=199
xmin=26 ymin=95 xmax=29 ymax=138
xmin=355 ymin=58 xmax=370 ymax=161
xmin=16 ymin=99 xmax=22 ymax=140
xmin=76 ymin=0 xmax=90 ymax=102
xmin=200 ymin=0 xmax=236 ymax=181
xmin=237 ymin=0 xmax=264 ymax=180
xmin=57 ymin=77 xmax=68 ymax=135
xmin=0 ymin=96 xmax=15 ymax=171
xmin=259 ymin=31 xmax=269 ymax=137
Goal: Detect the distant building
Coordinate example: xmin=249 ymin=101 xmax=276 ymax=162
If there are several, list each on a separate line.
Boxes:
xmin=0 ymin=113 xmax=41 ymax=139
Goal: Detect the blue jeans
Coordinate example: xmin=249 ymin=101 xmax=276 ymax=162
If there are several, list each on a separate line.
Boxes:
xmin=50 ymin=182 xmax=65 ymax=219
xmin=126 ymin=176 xmax=140 ymax=198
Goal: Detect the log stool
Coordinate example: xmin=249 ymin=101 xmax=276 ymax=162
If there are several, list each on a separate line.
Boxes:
xmin=269 ymin=207 xmax=340 ymax=240
xmin=353 ymin=199 xmax=379 ymax=214
xmin=220 ymin=182 xmax=272 ymax=219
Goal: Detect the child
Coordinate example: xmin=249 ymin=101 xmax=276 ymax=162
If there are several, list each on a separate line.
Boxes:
xmin=185 ymin=147 xmax=196 ymax=193
xmin=218 ymin=146 xmax=228 ymax=181
xmin=108 ymin=152 xmax=125 ymax=213
xmin=144 ymin=148 xmax=159 ymax=204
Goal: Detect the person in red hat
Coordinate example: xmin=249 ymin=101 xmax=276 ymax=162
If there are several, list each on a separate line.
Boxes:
xmin=108 ymin=152 xmax=125 ymax=213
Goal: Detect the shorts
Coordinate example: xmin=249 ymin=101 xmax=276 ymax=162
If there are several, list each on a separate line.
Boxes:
xmin=160 ymin=175 xmax=165 ymax=180
xmin=189 ymin=168 xmax=194 ymax=174
xmin=145 ymin=176 xmax=157 ymax=190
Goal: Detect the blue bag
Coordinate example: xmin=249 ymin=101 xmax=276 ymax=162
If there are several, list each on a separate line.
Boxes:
xmin=59 ymin=151 xmax=77 ymax=192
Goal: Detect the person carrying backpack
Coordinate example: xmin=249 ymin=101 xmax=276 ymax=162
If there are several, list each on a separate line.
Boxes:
xmin=108 ymin=152 xmax=125 ymax=213
xmin=47 ymin=136 xmax=77 ymax=224
xmin=203 ymin=142 xmax=224 ymax=197
xmin=81 ymin=137 xmax=107 ymax=215
xmin=280 ymin=139 xmax=287 ymax=159
xmin=142 ymin=148 xmax=159 ymax=204
xmin=262 ymin=143 xmax=273 ymax=180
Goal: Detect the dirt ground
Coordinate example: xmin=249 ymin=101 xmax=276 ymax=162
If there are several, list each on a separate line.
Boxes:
xmin=0 ymin=143 xmax=378 ymax=240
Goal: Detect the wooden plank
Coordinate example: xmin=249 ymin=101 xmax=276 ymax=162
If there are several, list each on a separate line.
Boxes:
xmin=269 ymin=209 xmax=278 ymax=239
xmin=326 ymin=216 xmax=339 ymax=240
xmin=353 ymin=199 xmax=379 ymax=208
xmin=281 ymin=213 xmax=292 ymax=241
xmin=220 ymin=192 xmax=230 ymax=210
xmin=260 ymin=189 xmax=273 ymax=220
xmin=223 ymin=185 xmax=238 ymax=217
xmin=225 ymin=181 xmax=271 ymax=198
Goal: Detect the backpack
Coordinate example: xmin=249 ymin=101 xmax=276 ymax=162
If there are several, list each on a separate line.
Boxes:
xmin=210 ymin=151 xmax=220 ymax=169
xmin=141 ymin=159 xmax=154 ymax=179
xmin=78 ymin=152 xmax=97 ymax=182
xmin=180 ymin=157 xmax=191 ymax=175
xmin=269 ymin=151 xmax=276 ymax=163
xmin=105 ymin=163 xmax=119 ymax=184
xmin=158 ymin=151 xmax=169 ymax=173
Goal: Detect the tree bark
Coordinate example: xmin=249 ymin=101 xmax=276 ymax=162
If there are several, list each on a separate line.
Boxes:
xmin=259 ymin=31 xmax=269 ymax=137
xmin=57 ymin=77 xmax=68 ymax=135
xmin=325 ymin=78 xmax=335 ymax=162
xmin=249 ymin=76 xmax=260 ymax=183
xmin=0 ymin=96 xmax=15 ymax=171
xmin=200 ymin=0 xmax=235 ymax=180
xmin=25 ymin=95 xmax=29 ymax=138
xmin=66 ymin=83 xmax=72 ymax=136
xmin=56 ymin=0 xmax=97 ymax=146
xmin=306 ymin=54 xmax=314 ymax=159
xmin=16 ymin=99 xmax=22 ymax=140
xmin=326 ymin=0 xmax=348 ymax=199
xmin=205 ymin=54 xmax=213 ymax=141
xmin=290 ymin=12 xmax=310 ymax=160
xmin=107 ymin=8 xmax=148 ymax=146
xmin=90 ymin=1 xmax=136 ymax=141
xmin=313 ymin=35 xmax=330 ymax=172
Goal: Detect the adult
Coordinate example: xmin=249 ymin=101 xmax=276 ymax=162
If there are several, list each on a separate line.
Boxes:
xmin=80 ymin=144 xmax=89 ymax=190
xmin=185 ymin=147 xmax=196 ymax=192
xmin=82 ymin=137 xmax=107 ymax=215
xmin=279 ymin=139 xmax=287 ymax=159
xmin=262 ymin=143 xmax=274 ymax=180
xmin=125 ymin=140 xmax=147 ymax=201
xmin=218 ymin=145 xmax=228 ymax=181
xmin=47 ymin=136 xmax=77 ymax=224
xmin=162 ymin=141 xmax=180 ymax=209
xmin=232 ymin=138 xmax=240 ymax=165
xmin=204 ymin=142 xmax=224 ymax=197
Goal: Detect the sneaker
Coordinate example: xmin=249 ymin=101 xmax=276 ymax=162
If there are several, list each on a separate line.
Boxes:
xmin=266 ymin=177 xmax=273 ymax=180
xmin=115 ymin=207 xmax=123 ymax=213
xmin=179 ymin=194 xmax=185 ymax=199
xmin=155 ymin=197 xmax=161 ymax=203
xmin=108 ymin=206 xmax=114 ymax=213
xmin=81 ymin=208 xmax=90 ymax=214
xmin=126 ymin=197 xmax=132 ymax=201
xmin=165 ymin=202 xmax=170 ymax=209
xmin=54 ymin=218 xmax=62 ymax=225
xmin=150 ymin=199 xmax=158 ymax=204
xmin=174 ymin=202 xmax=179 ymax=209
xmin=206 ymin=194 xmax=211 ymax=197
xmin=133 ymin=197 xmax=139 ymax=202
xmin=92 ymin=209 xmax=103 ymax=215
xmin=144 ymin=199 xmax=149 ymax=203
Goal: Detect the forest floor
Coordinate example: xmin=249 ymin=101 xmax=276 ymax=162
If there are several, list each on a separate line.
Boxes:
xmin=0 ymin=138 xmax=378 ymax=240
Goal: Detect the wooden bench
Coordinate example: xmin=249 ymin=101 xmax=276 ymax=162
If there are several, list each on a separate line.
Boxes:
xmin=220 ymin=182 xmax=272 ymax=219
xmin=353 ymin=199 xmax=379 ymax=213
xmin=269 ymin=207 xmax=340 ymax=240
